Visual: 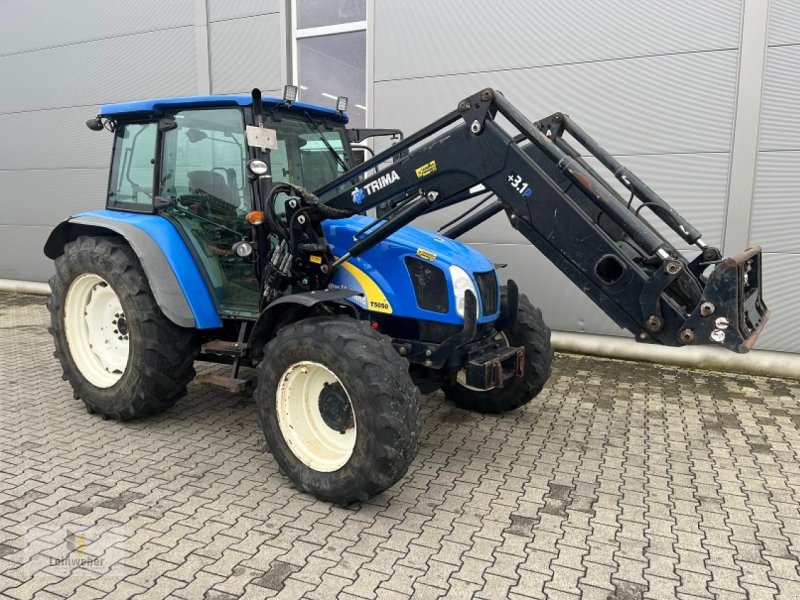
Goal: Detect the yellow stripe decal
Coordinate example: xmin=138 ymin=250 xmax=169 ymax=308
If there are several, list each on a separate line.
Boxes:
xmin=340 ymin=262 xmax=393 ymax=314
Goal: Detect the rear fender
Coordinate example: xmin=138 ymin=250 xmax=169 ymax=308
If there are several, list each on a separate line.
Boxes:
xmin=44 ymin=210 xmax=222 ymax=330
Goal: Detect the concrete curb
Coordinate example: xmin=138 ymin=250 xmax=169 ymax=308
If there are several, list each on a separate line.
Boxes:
xmin=0 ymin=279 xmax=51 ymax=295
xmin=1 ymin=278 xmax=797 ymax=380
xmin=552 ymin=331 xmax=799 ymax=381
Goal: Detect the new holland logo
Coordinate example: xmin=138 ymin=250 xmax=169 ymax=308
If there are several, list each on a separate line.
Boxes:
xmin=351 ymin=187 xmax=366 ymax=205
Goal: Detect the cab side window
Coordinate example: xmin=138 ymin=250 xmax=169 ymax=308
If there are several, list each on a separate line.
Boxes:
xmin=108 ymin=122 xmax=157 ymax=210
xmin=160 ymin=108 xmax=250 ymax=218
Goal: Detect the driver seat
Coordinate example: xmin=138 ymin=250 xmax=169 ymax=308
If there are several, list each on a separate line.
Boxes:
xmin=187 ymin=170 xmax=236 ymax=206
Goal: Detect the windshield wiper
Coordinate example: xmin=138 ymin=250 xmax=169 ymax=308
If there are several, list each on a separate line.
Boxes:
xmin=300 ymin=110 xmax=349 ymax=172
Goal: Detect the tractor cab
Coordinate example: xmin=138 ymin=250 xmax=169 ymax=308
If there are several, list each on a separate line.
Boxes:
xmin=94 ymin=89 xmax=356 ymax=318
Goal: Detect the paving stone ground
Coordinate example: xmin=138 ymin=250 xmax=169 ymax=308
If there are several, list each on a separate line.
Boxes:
xmin=1 ymin=291 xmax=799 ymax=600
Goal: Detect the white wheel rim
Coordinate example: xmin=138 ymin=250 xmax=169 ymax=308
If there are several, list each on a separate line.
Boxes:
xmin=456 ymin=331 xmax=509 ymax=391
xmin=275 ymin=361 xmax=357 ymax=473
xmin=64 ymin=273 xmax=130 ymax=388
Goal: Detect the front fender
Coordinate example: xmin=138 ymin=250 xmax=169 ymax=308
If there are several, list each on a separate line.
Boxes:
xmin=44 ymin=210 xmax=222 ymax=330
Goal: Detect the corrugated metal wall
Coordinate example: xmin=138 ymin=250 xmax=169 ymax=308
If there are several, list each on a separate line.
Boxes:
xmin=208 ymin=0 xmax=283 ymax=95
xmin=373 ymin=0 xmax=746 ymax=338
xmin=0 ymin=0 xmax=794 ymax=353
xmin=749 ymin=0 xmax=800 ymax=352
xmin=0 ymin=0 xmax=284 ymax=282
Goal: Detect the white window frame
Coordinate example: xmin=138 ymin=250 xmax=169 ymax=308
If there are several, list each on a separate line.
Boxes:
xmin=290 ymin=0 xmax=369 ymax=126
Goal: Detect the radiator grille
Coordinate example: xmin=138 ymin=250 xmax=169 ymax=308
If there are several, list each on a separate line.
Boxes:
xmin=405 ymin=258 xmax=449 ymax=314
xmin=474 ymin=270 xmax=499 ymax=316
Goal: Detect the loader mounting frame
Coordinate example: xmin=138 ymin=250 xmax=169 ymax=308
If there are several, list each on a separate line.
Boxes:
xmin=313 ymin=88 xmax=768 ymax=353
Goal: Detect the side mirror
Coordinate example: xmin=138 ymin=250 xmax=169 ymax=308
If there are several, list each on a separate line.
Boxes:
xmin=158 ymin=118 xmax=178 ymax=133
xmin=85 ymin=117 xmax=104 ymax=131
xmin=350 ymin=144 xmax=374 ymax=166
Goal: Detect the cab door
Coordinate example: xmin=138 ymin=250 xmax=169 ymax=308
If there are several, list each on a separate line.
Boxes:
xmin=158 ymin=108 xmax=260 ymax=318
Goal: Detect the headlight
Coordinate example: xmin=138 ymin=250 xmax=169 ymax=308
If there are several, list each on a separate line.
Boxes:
xmin=248 ymin=159 xmax=268 ymax=176
xmin=449 ymin=265 xmax=477 ymax=318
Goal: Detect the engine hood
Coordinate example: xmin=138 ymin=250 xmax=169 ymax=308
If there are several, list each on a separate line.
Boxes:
xmin=322 ymin=216 xmax=498 ymax=324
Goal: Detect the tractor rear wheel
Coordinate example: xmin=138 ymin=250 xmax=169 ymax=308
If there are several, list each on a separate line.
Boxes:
xmin=255 ymin=317 xmax=421 ymax=505
xmin=48 ymin=235 xmax=199 ymax=420
xmin=443 ymin=288 xmax=553 ymax=413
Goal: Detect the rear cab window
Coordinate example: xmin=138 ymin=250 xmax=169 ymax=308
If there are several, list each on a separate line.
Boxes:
xmin=107 ymin=122 xmax=157 ymax=211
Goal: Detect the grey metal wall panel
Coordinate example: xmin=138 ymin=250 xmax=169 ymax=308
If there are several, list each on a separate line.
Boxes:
xmin=760 ymin=45 xmax=800 ymax=152
xmin=750 ymin=151 xmax=800 ymax=254
xmin=469 ymin=243 xmax=624 ymax=336
xmin=209 ymin=14 xmax=282 ymax=94
xmin=208 ymin=0 xmax=280 ymax=23
xmin=0 ymin=28 xmax=198 ymax=114
xmin=0 ymin=0 xmax=194 ymax=57
xmin=373 ymin=51 xmax=739 ymax=156
xmin=746 ymin=1 xmax=800 ymax=354
xmin=768 ymin=0 xmax=800 ymax=46
xmin=753 ymin=253 xmax=800 ymax=353
xmin=0 ymin=169 xmax=107 ymax=227
xmin=0 ymin=107 xmax=111 ymax=170
xmin=414 ymin=153 xmax=731 ymax=250
xmin=0 ymin=225 xmax=55 ymax=282
xmin=374 ymin=0 xmax=741 ymax=81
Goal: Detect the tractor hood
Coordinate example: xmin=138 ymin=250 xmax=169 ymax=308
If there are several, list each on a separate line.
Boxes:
xmin=322 ymin=216 xmax=499 ymax=325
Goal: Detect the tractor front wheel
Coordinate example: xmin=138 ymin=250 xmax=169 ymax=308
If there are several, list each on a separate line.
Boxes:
xmin=48 ymin=236 xmax=199 ymax=420
xmin=255 ymin=317 xmax=421 ymax=505
xmin=443 ymin=288 xmax=553 ymax=413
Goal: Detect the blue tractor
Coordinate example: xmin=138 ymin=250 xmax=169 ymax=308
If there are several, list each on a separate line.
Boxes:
xmin=45 ymin=87 xmax=768 ymax=503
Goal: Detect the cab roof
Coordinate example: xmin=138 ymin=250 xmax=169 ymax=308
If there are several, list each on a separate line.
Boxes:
xmin=98 ymin=94 xmax=348 ymax=123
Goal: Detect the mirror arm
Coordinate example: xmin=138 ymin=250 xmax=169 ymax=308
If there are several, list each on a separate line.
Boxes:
xmin=347 ymin=128 xmax=404 ymax=143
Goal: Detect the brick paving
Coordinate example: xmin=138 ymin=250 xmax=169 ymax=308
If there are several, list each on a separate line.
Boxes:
xmin=1 ymin=291 xmax=799 ymax=599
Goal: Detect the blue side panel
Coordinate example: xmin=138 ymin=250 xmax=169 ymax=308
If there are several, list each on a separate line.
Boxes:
xmin=99 ymin=95 xmax=348 ymax=123
xmin=323 ymin=216 xmax=499 ymax=325
xmin=76 ymin=210 xmax=223 ymax=329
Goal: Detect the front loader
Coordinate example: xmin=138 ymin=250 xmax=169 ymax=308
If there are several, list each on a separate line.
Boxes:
xmin=44 ymin=87 xmax=768 ymax=504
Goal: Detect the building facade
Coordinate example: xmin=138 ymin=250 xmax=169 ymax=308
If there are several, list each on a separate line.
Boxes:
xmin=1 ymin=0 xmax=796 ymax=353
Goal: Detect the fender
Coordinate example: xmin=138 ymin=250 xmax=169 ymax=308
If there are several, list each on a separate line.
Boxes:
xmin=44 ymin=210 xmax=222 ymax=330
xmin=247 ymin=288 xmax=362 ymax=349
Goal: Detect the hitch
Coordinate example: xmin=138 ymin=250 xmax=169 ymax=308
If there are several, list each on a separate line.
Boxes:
xmin=463 ymin=344 xmax=524 ymax=390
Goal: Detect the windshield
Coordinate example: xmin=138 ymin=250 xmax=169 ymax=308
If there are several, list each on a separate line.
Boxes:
xmin=267 ymin=115 xmax=351 ymax=193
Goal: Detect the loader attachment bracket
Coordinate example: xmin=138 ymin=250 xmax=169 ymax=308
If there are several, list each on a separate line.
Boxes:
xmin=680 ymin=246 xmax=769 ymax=353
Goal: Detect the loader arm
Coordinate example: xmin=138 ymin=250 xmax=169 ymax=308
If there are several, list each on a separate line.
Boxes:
xmin=315 ymin=89 xmax=768 ymax=353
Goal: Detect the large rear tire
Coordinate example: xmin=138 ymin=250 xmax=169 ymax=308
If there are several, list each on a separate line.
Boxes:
xmin=443 ymin=288 xmax=553 ymax=413
xmin=48 ymin=235 xmax=199 ymax=420
xmin=255 ymin=317 xmax=421 ymax=505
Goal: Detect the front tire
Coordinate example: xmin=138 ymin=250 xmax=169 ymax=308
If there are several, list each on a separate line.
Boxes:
xmin=443 ymin=288 xmax=553 ymax=413
xmin=48 ymin=236 xmax=199 ymax=420
xmin=255 ymin=317 xmax=421 ymax=505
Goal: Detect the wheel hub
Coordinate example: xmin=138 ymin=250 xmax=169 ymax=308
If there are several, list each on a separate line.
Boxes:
xmin=318 ymin=382 xmax=355 ymax=433
xmin=114 ymin=315 xmax=129 ymax=339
